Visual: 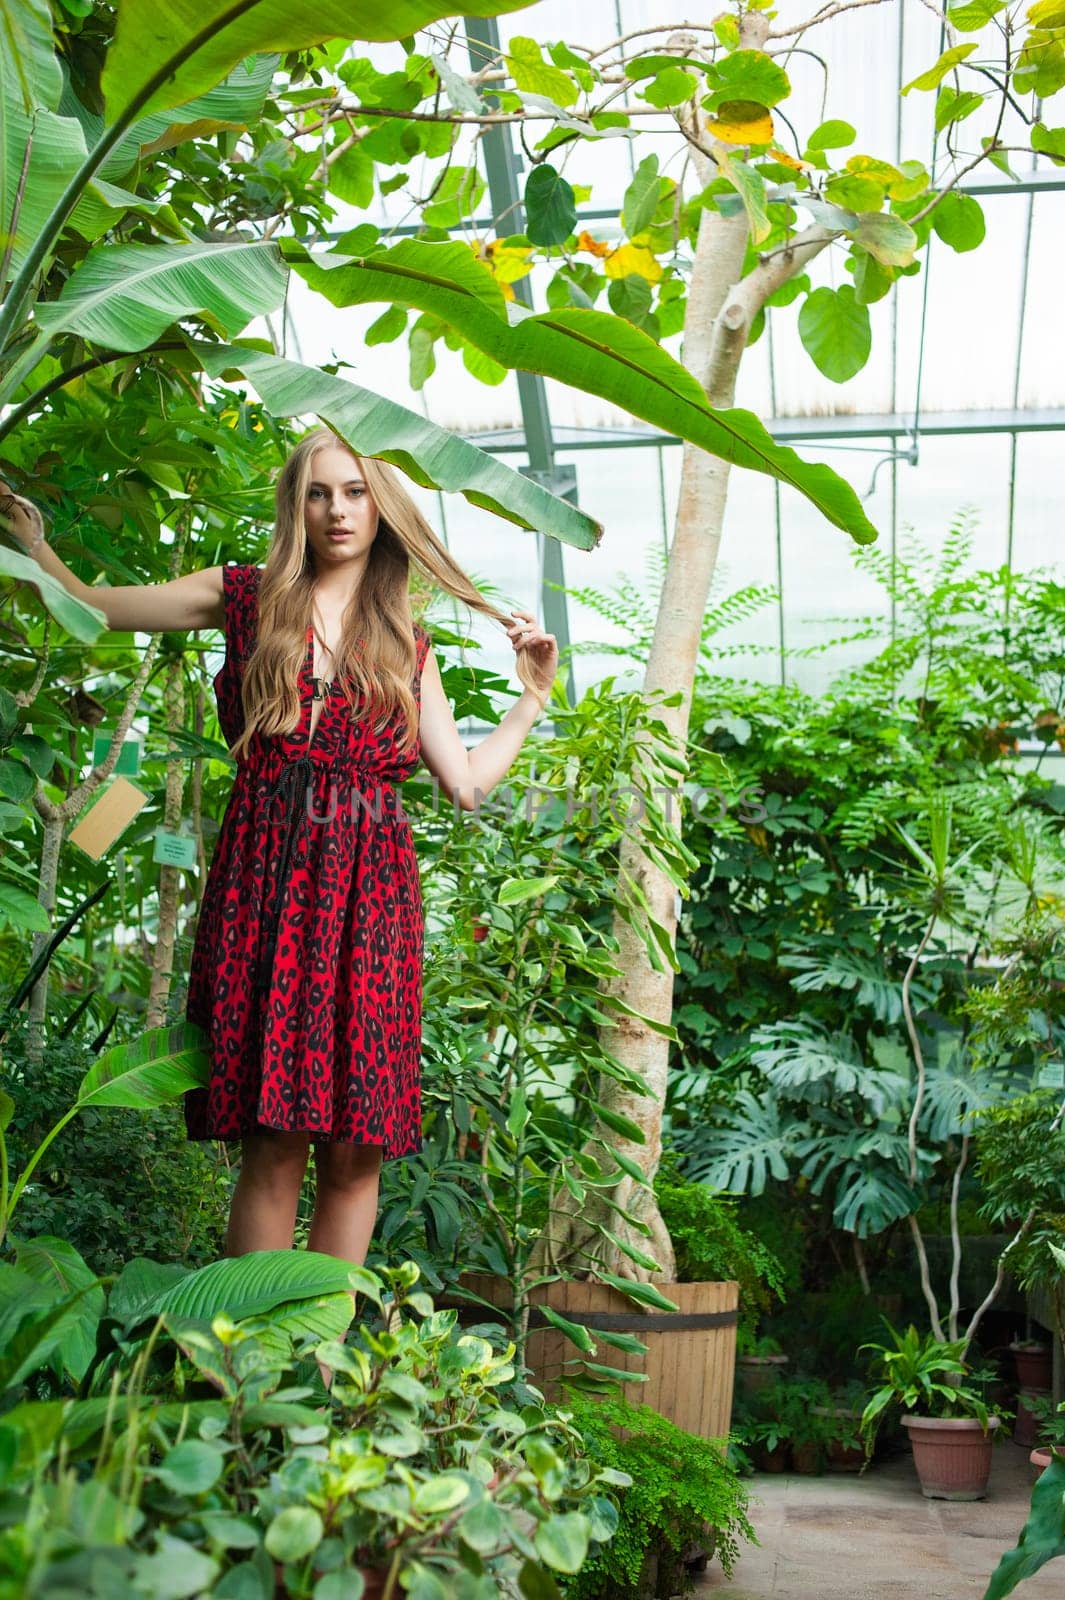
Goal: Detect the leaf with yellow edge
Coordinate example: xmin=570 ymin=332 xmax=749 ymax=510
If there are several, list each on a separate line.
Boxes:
xmin=482 ymin=241 xmax=535 ymax=284
xmin=718 ymin=152 xmax=771 ymax=245
xmin=769 ymin=147 xmax=812 ymax=173
xmin=603 ymin=242 xmax=662 ymax=283
xmin=706 ymin=99 xmax=774 ymax=145
xmin=577 ymin=230 xmax=611 ymax=258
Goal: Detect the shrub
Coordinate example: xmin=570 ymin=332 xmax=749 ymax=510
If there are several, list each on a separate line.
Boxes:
xmin=558 ymin=1391 xmax=755 ymax=1600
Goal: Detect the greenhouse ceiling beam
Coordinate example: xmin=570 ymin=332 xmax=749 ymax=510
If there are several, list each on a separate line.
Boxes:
xmin=462 ymin=409 xmax=1065 ymax=452
xmin=366 ymin=173 xmax=1065 ymax=243
xmin=464 ymin=14 xmax=576 ymax=712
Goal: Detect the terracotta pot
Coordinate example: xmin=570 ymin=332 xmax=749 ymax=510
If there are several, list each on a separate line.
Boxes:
xmin=1029 ymin=1446 xmax=1054 ymax=1480
xmin=737 ymin=1353 xmax=789 ymax=1395
xmin=791 ymin=1440 xmax=822 ymax=1475
xmin=901 ymin=1414 xmax=1001 ymax=1501
xmin=754 ymin=1443 xmax=789 ymax=1473
xmin=1012 ymin=1343 xmax=1053 ymax=1392
xmin=1013 ymin=1386 xmax=1051 ymax=1449
xmin=812 ymin=1405 xmax=864 ymax=1472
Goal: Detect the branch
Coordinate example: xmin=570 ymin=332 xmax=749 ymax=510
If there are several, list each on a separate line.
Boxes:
xmin=768 ymin=0 xmax=892 ymax=42
xmin=948 ymin=1133 xmax=969 ymax=1342
xmin=586 ymin=23 xmax=721 ymax=62
xmin=909 ymin=1213 xmax=946 ymax=1342
xmin=903 ymin=911 xmax=937 ymax=1183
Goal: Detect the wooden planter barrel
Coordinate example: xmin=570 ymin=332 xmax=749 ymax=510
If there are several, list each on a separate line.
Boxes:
xmin=450 ymin=1273 xmax=739 ymax=1442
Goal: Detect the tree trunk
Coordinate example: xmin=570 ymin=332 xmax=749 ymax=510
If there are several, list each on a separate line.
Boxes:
xmin=530 ymin=199 xmax=753 ymax=1280
xmin=147 ymin=658 xmax=186 ymax=1027
xmin=529 ymin=87 xmax=837 ymax=1282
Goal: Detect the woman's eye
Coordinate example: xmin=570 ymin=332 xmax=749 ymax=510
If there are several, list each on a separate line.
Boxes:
xmin=349 ymin=488 xmax=364 ymax=498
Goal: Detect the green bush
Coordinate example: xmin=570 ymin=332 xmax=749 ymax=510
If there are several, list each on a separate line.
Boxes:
xmin=655 ymin=1170 xmax=786 ymax=1334
xmin=0 ymin=1254 xmax=625 ymax=1597
xmin=2 ymin=1026 xmax=229 ymax=1274
xmin=558 ymin=1392 xmax=755 ymax=1600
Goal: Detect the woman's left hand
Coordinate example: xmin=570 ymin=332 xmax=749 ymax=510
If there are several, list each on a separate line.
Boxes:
xmin=506 ymin=609 xmax=559 ymax=704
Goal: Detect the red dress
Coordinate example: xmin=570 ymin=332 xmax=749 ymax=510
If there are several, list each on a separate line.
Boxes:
xmin=184 ymin=562 xmax=430 ymax=1157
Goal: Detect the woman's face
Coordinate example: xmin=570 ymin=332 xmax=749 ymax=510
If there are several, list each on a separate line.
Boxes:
xmin=303 ymin=445 xmax=379 ymax=575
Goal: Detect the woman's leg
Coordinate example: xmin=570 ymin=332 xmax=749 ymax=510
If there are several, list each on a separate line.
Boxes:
xmin=225 ymin=1130 xmax=312 ymax=1255
xmin=307 ymin=1142 xmax=383 ymax=1265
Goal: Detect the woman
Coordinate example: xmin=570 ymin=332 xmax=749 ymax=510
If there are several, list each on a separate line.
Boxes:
xmin=1 ymin=431 xmax=558 ymax=1269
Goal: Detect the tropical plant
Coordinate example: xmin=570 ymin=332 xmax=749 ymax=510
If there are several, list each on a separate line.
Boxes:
xmin=370 ymin=667 xmax=695 ymax=1374
xmin=1 ymin=1254 xmax=627 ymax=1598
xmin=2 ymin=1023 xmax=228 ymax=1274
xmin=982 ymin=1452 xmax=1065 ymax=1600
xmin=557 ymin=1391 xmax=755 ymax=1600
xmin=0 ymin=1018 xmax=208 ymax=1249
xmin=654 ymin=1166 xmax=786 ymax=1335
xmin=858 ymin=1322 xmax=996 ymax=1459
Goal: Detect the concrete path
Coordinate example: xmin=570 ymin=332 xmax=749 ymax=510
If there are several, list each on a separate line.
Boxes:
xmin=699 ymin=1443 xmax=1060 ymax=1599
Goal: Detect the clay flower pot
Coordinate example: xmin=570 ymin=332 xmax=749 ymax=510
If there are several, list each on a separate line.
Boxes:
xmin=902 ymin=1414 xmax=1001 ymax=1501
xmin=1029 ymin=1444 xmax=1065 ymax=1481
xmin=1011 ymin=1342 xmax=1053 ymax=1392
xmin=737 ymin=1353 xmax=789 ymax=1395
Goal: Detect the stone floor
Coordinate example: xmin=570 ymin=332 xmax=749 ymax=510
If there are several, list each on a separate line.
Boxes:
xmin=698 ymin=1442 xmax=1060 ymax=1599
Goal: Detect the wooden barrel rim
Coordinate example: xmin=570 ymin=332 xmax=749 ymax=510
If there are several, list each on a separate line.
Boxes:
xmin=438 ymin=1301 xmax=738 ymax=1334
xmin=529 ymin=1308 xmax=739 ymax=1333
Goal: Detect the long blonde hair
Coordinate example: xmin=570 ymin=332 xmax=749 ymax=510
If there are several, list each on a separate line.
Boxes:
xmin=230 ymin=428 xmax=544 ymax=762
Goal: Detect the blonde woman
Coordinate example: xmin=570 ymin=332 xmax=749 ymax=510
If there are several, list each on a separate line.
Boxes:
xmin=1 ymin=433 xmax=558 ymax=1267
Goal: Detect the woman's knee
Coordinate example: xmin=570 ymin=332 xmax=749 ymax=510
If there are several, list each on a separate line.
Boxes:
xmin=314 ymin=1142 xmax=383 ymax=1195
xmin=238 ymin=1131 xmax=311 ymax=1196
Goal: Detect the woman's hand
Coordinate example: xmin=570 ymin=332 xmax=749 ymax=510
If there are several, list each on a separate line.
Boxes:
xmin=0 ymin=479 xmax=46 ymax=554
xmin=506 ymin=608 xmax=559 ymax=708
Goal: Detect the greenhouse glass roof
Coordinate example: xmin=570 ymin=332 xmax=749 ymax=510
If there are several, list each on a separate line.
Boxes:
xmin=279 ymin=0 xmax=1064 ymax=710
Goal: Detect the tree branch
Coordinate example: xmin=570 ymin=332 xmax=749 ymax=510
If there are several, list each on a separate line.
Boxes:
xmin=768 ymin=0 xmax=892 ymax=42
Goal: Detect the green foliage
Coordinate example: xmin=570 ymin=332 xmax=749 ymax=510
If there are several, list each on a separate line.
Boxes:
xmin=0 ymin=1258 xmax=621 ymax=1596
xmin=982 ymin=1450 xmax=1065 ymax=1600
xmin=558 ymin=1392 xmax=755 ymax=1598
xmin=3 ymin=1026 xmax=227 ymax=1275
xmin=654 ymin=1169 xmax=786 ymax=1333
xmin=859 ymin=1323 xmax=996 ymax=1451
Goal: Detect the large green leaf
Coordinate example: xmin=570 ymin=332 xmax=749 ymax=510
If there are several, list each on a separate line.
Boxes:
xmin=76 ymin=1021 xmax=209 ymax=1111
xmin=34 ymin=239 xmax=288 ymax=351
xmin=983 ymin=1450 xmax=1065 ymax=1599
xmin=13 ymin=1237 xmax=105 ymax=1384
xmin=0 ymin=545 xmax=107 ymax=642
xmin=194 ymin=343 xmax=603 ymax=551
xmin=137 ymin=1249 xmax=362 ymax=1326
xmin=100 ymin=0 xmax=540 ymax=124
xmin=0 ymin=0 xmax=61 ymax=115
xmin=285 ymin=240 xmax=879 ymax=544
xmin=59 ymin=55 xmax=278 ymax=182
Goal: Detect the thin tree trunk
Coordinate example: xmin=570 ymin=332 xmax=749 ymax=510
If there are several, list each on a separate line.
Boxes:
xmin=530 ymin=160 xmax=835 ymax=1280
xmin=147 ymin=659 xmax=186 ymax=1026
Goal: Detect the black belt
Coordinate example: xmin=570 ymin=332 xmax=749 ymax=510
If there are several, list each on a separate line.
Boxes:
xmin=255 ymin=753 xmax=315 ymax=1000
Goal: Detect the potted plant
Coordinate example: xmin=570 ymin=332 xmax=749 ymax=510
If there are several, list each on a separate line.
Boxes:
xmin=735 ymin=1331 xmax=790 ymax=1395
xmin=1024 ymin=1395 xmax=1065 ymax=1480
xmin=859 ymin=1324 xmax=1004 ymax=1501
xmin=811 ymin=1380 xmax=868 ymax=1472
xmin=1009 ymin=1337 xmax=1054 ymax=1393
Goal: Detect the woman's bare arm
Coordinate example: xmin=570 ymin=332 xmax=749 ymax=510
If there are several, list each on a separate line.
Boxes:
xmin=1 ymin=480 xmax=225 ymax=632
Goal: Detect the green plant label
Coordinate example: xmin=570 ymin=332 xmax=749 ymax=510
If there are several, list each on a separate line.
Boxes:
xmin=92 ymin=732 xmax=142 ymax=776
xmin=1037 ymin=1060 xmax=1065 ymax=1089
xmin=153 ymin=829 xmax=198 ymax=869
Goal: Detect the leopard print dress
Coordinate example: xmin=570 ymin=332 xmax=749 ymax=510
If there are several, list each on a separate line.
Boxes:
xmin=184 ymin=562 xmax=430 ymax=1158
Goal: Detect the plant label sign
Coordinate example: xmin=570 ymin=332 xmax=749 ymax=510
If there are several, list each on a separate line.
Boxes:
xmin=1037 ymin=1060 xmax=1065 ymax=1090
xmin=69 ymin=777 xmax=150 ymax=860
xmin=153 ymin=829 xmax=198 ymax=870
xmin=91 ymin=732 xmax=142 ymax=776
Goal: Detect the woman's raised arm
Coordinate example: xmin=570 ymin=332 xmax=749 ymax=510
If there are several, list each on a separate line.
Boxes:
xmin=1 ymin=480 xmax=225 ymax=633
